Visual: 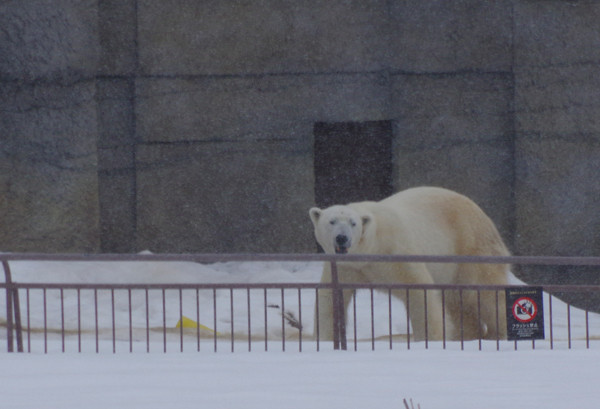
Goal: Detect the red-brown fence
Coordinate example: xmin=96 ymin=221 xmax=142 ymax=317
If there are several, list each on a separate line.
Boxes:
xmin=2 ymin=253 xmax=600 ymax=353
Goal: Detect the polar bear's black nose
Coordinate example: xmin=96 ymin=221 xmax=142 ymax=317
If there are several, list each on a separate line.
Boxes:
xmin=336 ymin=234 xmax=348 ymax=246
xmin=335 ymin=235 xmax=350 ymax=254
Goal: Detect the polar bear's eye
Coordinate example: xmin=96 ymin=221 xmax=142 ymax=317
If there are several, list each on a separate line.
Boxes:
xmin=350 ymin=221 xmax=357 ymax=227
xmin=329 ymin=219 xmax=337 ymax=225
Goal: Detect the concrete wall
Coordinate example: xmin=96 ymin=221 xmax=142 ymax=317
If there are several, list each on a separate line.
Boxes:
xmin=1 ymin=1 xmax=599 ymax=267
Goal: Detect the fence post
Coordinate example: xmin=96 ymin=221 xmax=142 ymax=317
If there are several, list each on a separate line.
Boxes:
xmin=330 ymin=261 xmax=347 ymax=350
xmin=2 ymin=260 xmax=23 ymax=353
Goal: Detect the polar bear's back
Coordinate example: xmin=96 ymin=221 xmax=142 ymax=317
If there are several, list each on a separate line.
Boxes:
xmin=377 ymin=186 xmax=509 ymax=258
xmin=381 ymin=186 xmax=470 ymax=209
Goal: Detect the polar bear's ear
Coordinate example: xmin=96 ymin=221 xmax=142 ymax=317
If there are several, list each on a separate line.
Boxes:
xmin=309 ymin=208 xmax=322 ymax=225
xmin=360 ymin=214 xmax=372 ymax=238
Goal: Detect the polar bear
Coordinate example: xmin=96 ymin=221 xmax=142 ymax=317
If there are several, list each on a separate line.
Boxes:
xmin=309 ymin=186 xmax=510 ymax=342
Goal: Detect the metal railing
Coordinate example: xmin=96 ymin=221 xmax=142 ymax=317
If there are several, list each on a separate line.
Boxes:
xmin=2 ymin=253 xmax=600 ymax=353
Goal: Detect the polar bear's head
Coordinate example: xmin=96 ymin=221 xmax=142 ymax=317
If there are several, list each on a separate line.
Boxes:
xmin=309 ymin=205 xmax=372 ymax=254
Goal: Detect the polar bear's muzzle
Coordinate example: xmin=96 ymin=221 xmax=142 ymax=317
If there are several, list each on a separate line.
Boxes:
xmin=335 ymin=234 xmax=350 ymax=254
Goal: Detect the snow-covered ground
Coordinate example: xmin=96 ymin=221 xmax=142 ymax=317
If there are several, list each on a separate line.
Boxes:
xmin=1 ymin=257 xmax=599 ymax=408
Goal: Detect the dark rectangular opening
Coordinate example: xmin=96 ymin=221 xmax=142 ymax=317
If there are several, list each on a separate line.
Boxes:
xmin=314 ymin=120 xmax=393 ymax=208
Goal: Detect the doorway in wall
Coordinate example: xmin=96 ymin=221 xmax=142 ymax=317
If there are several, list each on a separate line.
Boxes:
xmin=313 ymin=120 xmax=393 ymax=208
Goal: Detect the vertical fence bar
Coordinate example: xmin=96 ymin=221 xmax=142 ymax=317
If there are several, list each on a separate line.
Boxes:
xmin=585 ymin=310 xmax=590 ymax=349
xmin=2 ymin=260 xmax=23 ymax=352
xmin=477 ymin=290 xmax=482 ymax=351
xmin=442 ymin=289 xmax=446 ymax=350
xmin=370 ymin=288 xmax=375 ymax=351
xmin=406 ymin=289 xmax=410 ymax=350
xmin=264 ymin=288 xmax=268 ymax=352
xmin=330 ymin=261 xmax=346 ymax=350
xmin=179 ymin=288 xmax=184 ymax=353
xmin=162 ymin=289 xmax=167 ymax=353
xmin=247 ymin=288 xmax=252 ymax=352
xmin=388 ymin=288 xmax=393 ymax=350
xmin=567 ymin=304 xmax=572 ymax=349
xmin=5 ymin=283 xmax=14 ymax=353
xmin=230 ymin=288 xmax=235 ymax=353
xmin=43 ymin=288 xmax=48 ymax=354
xmin=339 ymin=286 xmax=347 ymax=351
xmin=196 ymin=288 xmax=201 ymax=352
xmin=424 ymin=289 xmax=429 ymax=350
xmin=128 ymin=289 xmax=133 ymax=353
xmin=314 ymin=288 xmax=319 ymax=352
xmin=549 ymin=294 xmax=553 ymax=350
xmin=213 ymin=288 xmax=218 ymax=353
xmin=111 ymin=289 xmax=116 ymax=354
xmin=60 ymin=288 xmax=65 ymax=353
xmin=352 ymin=290 xmax=357 ymax=351
xmin=313 ymin=287 xmax=321 ymax=352
xmin=94 ymin=289 xmax=99 ymax=354
xmin=495 ymin=290 xmax=500 ymax=351
xmin=14 ymin=286 xmax=23 ymax=352
xmin=298 ymin=288 xmax=302 ymax=352
xmin=145 ymin=289 xmax=150 ymax=353
xmin=26 ymin=289 xmax=31 ymax=353
xmin=3 ymin=267 xmax=14 ymax=352
xmin=281 ymin=288 xmax=285 ymax=352
xmin=330 ymin=262 xmax=340 ymax=351
xmin=459 ymin=289 xmax=464 ymax=351
xmin=77 ymin=289 xmax=81 ymax=353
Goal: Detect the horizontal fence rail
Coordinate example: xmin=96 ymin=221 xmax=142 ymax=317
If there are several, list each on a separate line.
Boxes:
xmin=3 ymin=252 xmax=600 ymax=265
xmin=2 ymin=253 xmax=600 ymax=353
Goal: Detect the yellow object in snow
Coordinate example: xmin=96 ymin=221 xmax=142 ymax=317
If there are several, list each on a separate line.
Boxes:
xmin=175 ymin=316 xmax=218 ymax=334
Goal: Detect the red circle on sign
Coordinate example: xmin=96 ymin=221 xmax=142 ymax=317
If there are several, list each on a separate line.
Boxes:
xmin=512 ymin=297 xmax=538 ymax=323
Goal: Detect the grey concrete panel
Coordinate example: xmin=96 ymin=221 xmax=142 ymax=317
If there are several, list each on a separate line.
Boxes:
xmin=515 ymin=65 xmax=600 ymax=136
xmin=98 ymin=170 xmax=136 ymax=253
xmin=515 ymin=138 xmax=600 ymax=257
xmin=0 ymin=81 xmax=100 ymax=252
xmin=96 ymin=79 xmax=136 ymax=150
xmin=98 ymin=0 xmax=137 ymax=76
xmin=136 ymin=74 xmax=392 ymax=143
xmin=514 ymin=1 xmax=600 ymax=69
xmin=0 ymin=0 xmax=98 ymax=81
xmin=388 ymin=0 xmax=513 ymax=73
xmin=138 ymin=0 xmax=389 ymax=75
xmin=392 ymin=73 xmax=513 ymax=144
xmin=96 ymin=79 xmax=137 ymax=252
xmin=136 ymin=140 xmax=315 ymax=253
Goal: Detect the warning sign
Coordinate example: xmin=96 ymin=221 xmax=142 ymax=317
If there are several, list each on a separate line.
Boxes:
xmin=506 ymin=287 xmax=545 ymax=340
